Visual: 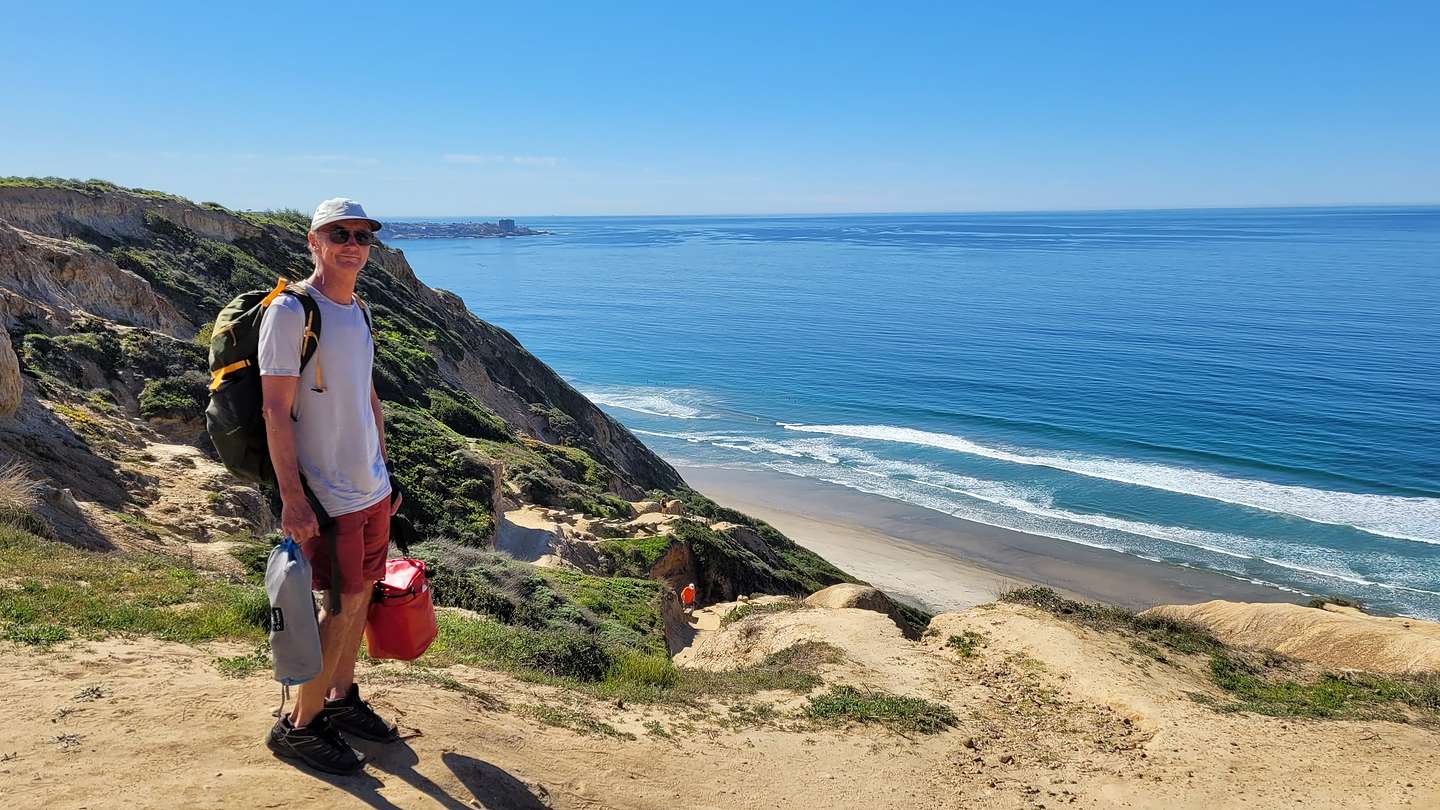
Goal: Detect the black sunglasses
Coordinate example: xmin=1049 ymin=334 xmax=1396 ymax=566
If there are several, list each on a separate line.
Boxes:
xmin=324 ymin=227 xmax=378 ymax=246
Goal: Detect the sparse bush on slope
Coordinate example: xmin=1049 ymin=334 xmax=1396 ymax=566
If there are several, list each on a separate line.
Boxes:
xmin=1003 ymin=586 xmax=1440 ymax=724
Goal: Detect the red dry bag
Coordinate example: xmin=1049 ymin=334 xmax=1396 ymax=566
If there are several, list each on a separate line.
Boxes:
xmin=365 ymin=558 xmax=438 ymax=661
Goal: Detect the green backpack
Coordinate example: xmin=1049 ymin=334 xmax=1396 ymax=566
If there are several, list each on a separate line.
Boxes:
xmin=206 ymin=278 xmax=374 ymax=484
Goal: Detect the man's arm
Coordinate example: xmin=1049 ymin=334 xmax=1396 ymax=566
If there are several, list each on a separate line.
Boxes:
xmin=262 ymin=374 xmax=319 ymax=541
xmin=372 ymin=383 xmax=402 ymax=514
xmin=370 ymin=383 xmax=387 ymax=463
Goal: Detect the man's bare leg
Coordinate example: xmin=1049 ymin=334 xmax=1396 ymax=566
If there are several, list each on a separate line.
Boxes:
xmin=328 ymin=582 xmax=375 ymax=700
xmin=290 ymin=589 xmax=369 ymax=727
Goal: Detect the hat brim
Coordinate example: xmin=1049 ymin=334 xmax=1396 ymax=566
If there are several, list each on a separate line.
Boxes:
xmin=310 ymin=213 xmax=383 ymax=233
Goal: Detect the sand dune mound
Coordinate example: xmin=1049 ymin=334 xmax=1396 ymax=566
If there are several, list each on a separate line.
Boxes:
xmin=1142 ymin=600 xmax=1440 ymax=673
xmin=804 ymin=582 xmax=890 ymax=611
xmin=675 ymin=596 xmax=947 ymax=693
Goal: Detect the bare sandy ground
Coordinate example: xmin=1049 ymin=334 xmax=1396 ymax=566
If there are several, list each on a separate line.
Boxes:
xmin=4 ymin=598 xmax=1437 ymax=810
xmin=681 ymin=465 xmax=1298 ymax=613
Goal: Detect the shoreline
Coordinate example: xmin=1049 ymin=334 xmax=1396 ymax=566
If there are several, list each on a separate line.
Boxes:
xmin=679 ymin=464 xmax=1302 ymax=614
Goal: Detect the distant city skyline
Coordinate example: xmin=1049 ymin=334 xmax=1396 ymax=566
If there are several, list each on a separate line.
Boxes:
xmin=4 ymin=2 xmax=1437 ymax=216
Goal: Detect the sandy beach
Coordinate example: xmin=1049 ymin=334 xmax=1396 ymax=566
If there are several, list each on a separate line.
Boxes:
xmin=680 ymin=464 xmax=1300 ymax=613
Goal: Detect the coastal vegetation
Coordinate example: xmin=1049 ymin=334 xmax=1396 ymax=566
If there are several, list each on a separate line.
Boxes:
xmin=1003 ymin=586 xmax=1440 ymax=724
xmin=804 ymin=685 xmax=958 ymax=735
xmin=0 ymin=522 xmax=267 ymax=649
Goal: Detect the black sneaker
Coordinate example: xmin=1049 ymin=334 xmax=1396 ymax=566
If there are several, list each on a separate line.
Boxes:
xmin=322 ymin=684 xmax=399 ymax=743
xmin=266 ymin=713 xmax=365 ymax=775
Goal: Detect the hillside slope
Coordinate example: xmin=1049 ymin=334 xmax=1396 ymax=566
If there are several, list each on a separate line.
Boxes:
xmin=0 ymin=177 xmax=859 ymax=609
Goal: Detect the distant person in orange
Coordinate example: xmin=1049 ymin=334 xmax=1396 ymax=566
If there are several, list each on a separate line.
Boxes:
xmin=681 ymin=582 xmax=697 ymax=614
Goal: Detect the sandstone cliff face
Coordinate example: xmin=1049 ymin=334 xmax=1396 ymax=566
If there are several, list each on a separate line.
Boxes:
xmin=0 ymin=186 xmax=259 ymax=245
xmin=0 ymin=221 xmax=190 ymax=335
xmin=0 ymin=183 xmax=682 ymax=495
xmin=0 ymin=324 xmax=20 ymax=417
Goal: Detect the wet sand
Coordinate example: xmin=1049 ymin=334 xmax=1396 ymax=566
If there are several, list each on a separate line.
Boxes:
xmin=679 ymin=465 xmax=1301 ymax=613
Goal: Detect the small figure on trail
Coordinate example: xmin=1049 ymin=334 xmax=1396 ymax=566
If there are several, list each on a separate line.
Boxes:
xmin=681 ymin=582 xmax=697 ymax=614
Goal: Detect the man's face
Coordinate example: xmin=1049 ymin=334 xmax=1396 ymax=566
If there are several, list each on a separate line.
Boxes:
xmin=309 ymin=218 xmax=375 ymax=275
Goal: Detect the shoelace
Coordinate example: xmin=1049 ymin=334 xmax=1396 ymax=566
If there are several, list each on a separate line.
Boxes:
xmin=350 ymin=697 xmax=386 ymax=726
xmin=309 ymin=716 xmax=351 ymax=753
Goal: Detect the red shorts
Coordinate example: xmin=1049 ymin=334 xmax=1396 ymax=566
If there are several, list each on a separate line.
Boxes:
xmin=302 ymin=498 xmax=391 ymax=594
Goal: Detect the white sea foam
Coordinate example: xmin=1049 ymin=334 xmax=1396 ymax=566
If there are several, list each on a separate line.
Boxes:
xmin=780 ymin=423 xmax=1440 ymax=544
xmin=580 ymin=387 xmax=710 ymax=419
xmin=637 ymin=424 xmax=1440 ymax=613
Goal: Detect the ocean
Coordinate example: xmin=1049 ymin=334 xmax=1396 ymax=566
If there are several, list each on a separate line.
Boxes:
xmin=389 ymin=208 xmax=1440 ymax=618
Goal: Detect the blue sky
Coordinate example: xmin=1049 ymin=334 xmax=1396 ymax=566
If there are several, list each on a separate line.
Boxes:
xmin=4 ymin=2 xmax=1437 ymax=216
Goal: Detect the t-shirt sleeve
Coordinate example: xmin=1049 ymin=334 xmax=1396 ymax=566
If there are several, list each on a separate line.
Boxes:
xmin=258 ymin=296 xmax=305 ymax=377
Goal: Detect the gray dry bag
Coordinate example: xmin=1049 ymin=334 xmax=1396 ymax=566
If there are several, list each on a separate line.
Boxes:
xmin=265 ymin=537 xmax=322 ymax=686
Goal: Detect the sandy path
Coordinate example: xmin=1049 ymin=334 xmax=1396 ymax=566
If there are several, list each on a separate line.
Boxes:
xmin=3 ymin=610 xmax=1437 ymax=810
xmin=0 ymin=637 xmax=955 ymax=810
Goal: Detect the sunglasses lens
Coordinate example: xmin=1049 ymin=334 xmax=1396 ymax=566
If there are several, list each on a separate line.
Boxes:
xmin=322 ymin=227 xmax=375 ymax=246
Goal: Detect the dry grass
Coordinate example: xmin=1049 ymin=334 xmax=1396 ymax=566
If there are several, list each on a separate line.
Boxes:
xmin=0 ymin=459 xmax=50 ymax=538
xmin=0 ymin=459 xmax=39 ymax=511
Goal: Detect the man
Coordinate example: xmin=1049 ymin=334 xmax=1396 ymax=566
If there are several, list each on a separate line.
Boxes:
xmin=261 ymin=198 xmax=401 ymax=774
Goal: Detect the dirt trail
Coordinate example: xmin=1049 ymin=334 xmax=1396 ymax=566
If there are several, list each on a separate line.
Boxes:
xmin=3 ymin=601 xmax=1438 ymax=809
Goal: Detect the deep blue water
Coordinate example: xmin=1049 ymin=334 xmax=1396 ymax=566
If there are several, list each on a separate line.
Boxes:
xmin=391 ymin=208 xmax=1440 ymax=618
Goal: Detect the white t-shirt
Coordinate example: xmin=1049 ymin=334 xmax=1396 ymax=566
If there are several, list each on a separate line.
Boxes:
xmin=257 ymin=282 xmax=390 ymax=517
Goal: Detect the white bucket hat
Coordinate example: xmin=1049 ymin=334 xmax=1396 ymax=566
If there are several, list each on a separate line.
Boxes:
xmin=310 ymin=198 xmax=382 ymax=232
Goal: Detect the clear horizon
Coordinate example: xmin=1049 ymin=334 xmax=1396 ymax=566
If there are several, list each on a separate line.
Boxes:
xmin=374 ymin=201 xmax=1440 ymax=221
xmin=4 ymin=2 xmax=1437 ymax=216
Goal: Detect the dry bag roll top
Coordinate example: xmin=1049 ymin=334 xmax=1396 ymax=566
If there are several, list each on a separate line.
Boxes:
xmin=265 ymin=537 xmax=322 ymax=685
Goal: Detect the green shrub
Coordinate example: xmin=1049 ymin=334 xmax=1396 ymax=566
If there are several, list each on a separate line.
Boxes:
xmin=606 ymin=651 xmax=681 ymax=690
xmin=194 ymin=320 xmax=215 ymax=347
xmin=539 ymin=568 xmax=666 ymax=654
xmin=510 ymin=461 xmax=630 ymax=520
xmin=421 ymin=611 xmax=612 ymax=681
xmin=120 ymin=330 xmax=207 ymax=378
xmin=138 ymin=373 xmax=209 ymax=420
xmin=1001 ymin=586 xmax=1224 ymax=656
xmin=420 ymin=541 xmax=592 ymax=632
xmin=721 ymin=599 xmax=806 ymax=626
xmin=373 ymin=328 xmax=438 ymax=403
xmin=1003 ymin=586 xmax=1440 ymax=724
xmin=805 ymin=685 xmax=957 ymax=734
xmin=426 ymin=389 xmax=511 ymax=441
xmin=1209 ymin=652 xmax=1440 ymax=719
xmin=20 ymin=330 xmax=121 ymax=381
xmin=667 ymin=494 xmax=855 ymax=598
xmin=383 ymin=405 xmax=496 ymax=544
xmin=529 ymin=404 xmax=587 ymax=448
xmin=0 ymin=177 xmax=185 ymax=201
xmin=227 ymin=532 xmax=281 ymax=583
xmin=946 ymin=630 xmax=985 ymax=657
xmin=597 ymin=535 xmax=673 ymax=577
xmin=237 ymin=208 xmax=310 ymax=234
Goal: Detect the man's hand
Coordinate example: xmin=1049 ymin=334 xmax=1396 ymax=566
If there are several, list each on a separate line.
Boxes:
xmin=281 ymin=496 xmax=320 ymax=542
